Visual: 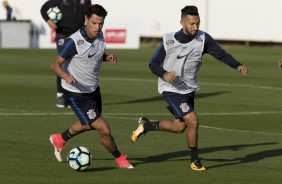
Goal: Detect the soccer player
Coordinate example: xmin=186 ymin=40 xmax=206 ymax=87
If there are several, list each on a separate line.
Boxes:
xmin=41 ymin=0 xmax=92 ymax=108
xmin=131 ymin=5 xmax=248 ymax=171
xmin=49 ymin=4 xmax=134 ymax=169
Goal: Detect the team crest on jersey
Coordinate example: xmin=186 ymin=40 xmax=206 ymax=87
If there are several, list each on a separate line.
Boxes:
xmin=180 ymin=103 xmax=189 ymax=113
xmin=77 ymin=40 xmax=84 ymax=45
xmin=166 ymin=40 xmax=174 ymax=45
xmin=87 ymin=109 xmax=96 ymax=119
xmin=197 ymin=38 xmax=203 ymax=42
xmin=58 ymin=38 xmax=65 ymax=46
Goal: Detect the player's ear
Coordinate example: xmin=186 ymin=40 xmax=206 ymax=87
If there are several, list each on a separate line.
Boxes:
xmin=84 ymin=16 xmax=88 ymax=25
xmin=180 ymin=19 xmax=184 ymax=26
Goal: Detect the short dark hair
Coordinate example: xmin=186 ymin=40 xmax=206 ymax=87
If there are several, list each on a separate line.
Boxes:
xmin=86 ymin=4 xmax=108 ymax=19
xmin=181 ymin=5 xmax=199 ymax=18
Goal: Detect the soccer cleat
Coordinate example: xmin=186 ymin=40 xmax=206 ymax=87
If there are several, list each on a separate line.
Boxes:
xmin=131 ymin=117 xmax=148 ymax=143
xmin=49 ymin=134 xmax=65 ymax=162
xmin=190 ymin=160 xmax=206 ymax=171
xmin=115 ymin=154 xmax=134 ymax=169
xmin=56 ymin=95 xmax=65 ymax=108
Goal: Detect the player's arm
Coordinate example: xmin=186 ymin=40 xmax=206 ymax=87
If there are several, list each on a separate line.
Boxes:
xmin=204 ymin=33 xmax=248 ymax=75
xmin=50 ymin=38 xmax=77 ymax=84
xmin=103 ymin=53 xmax=117 ymax=64
xmin=50 ymin=56 xmax=76 ymax=84
xmin=40 ymin=1 xmax=51 ymax=22
xmin=148 ymin=43 xmax=177 ymax=83
xmin=40 ymin=0 xmax=58 ymax=29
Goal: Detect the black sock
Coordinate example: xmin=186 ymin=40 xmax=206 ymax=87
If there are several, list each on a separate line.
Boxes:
xmin=111 ymin=149 xmax=121 ymax=158
xmin=61 ymin=129 xmax=72 ymax=142
xmin=189 ymin=147 xmax=199 ymax=162
xmin=143 ymin=121 xmax=160 ymax=132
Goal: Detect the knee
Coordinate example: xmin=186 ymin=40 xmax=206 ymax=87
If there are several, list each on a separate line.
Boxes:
xmin=99 ymin=126 xmax=111 ymax=138
xmin=186 ymin=117 xmax=199 ymax=129
xmin=187 ymin=120 xmax=199 ymax=128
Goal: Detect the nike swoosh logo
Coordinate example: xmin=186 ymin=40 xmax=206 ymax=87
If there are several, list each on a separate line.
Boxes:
xmin=177 ymin=54 xmax=187 ymax=59
xmin=88 ymin=52 xmax=96 ymax=58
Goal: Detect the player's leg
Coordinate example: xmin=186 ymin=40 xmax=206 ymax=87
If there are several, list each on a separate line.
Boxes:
xmin=91 ymin=116 xmax=134 ymax=169
xmin=55 ymin=33 xmax=68 ymax=108
xmin=183 ymin=110 xmax=206 ymax=171
xmin=158 ymin=119 xmax=186 ymax=133
xmin=49 ymin=121 xmax=91 ymax=162
xmin=50 ymin=89 xmax=94 ymax=162
xmin=131 ymin=94 xmax=188 ymax=142
xmin=131 ymin=117 xmax=187 ymax=142
xmin=56 ymin=76 xmax=65 ymax=108
xmin=183 ymin=111 xmax=199 ymax=148
xmin=90 ymin=117 xmax=116 ymax=152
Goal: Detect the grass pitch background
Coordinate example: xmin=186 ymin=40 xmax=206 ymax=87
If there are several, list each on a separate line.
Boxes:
xmin=0 ymin=46 xmax=282 ymax=183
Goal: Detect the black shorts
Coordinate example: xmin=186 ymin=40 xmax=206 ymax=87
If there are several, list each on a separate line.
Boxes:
xmin=63 ymin=87 xmax=102 ymax=126
xmin=163 ymin=91 xmax=195 ymax=120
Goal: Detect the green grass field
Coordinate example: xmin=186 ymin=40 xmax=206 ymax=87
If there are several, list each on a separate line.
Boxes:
xmin=0 ymin=45 xmax=282 ymax=183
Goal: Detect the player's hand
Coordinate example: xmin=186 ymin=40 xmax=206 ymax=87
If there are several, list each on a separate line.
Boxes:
xmin=106 ymin=54 xmax=117 ymax=64
xmin=163 ymin=71 xmax=177 ymax=83
xmin=63 ymin=75 xmax=76 ymax=84
xmin=47 ymin=19 xmax=57 ymax=30
xmin=237 ymin=65 xmax=248 ymax=75
xmin=278 ymin=58 xmax=282 ymax=68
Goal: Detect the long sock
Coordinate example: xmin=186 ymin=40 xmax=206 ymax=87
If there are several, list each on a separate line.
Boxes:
xmin=111 ymin=149 xmax=121 ymax=158
xmin=189 ymin=147 xmax=199 ymax=162
xmin=144 ymin=121 xmax=160 ymax=132
xmin=61 ymin=129 xmax=72 ymax=142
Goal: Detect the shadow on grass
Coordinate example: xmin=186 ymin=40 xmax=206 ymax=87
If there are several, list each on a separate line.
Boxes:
xmin=78 ymin=142 xmax=279 ymax=172
xmin=61 ymin=160 xmax=117 ymax=172
xmin=204 ymin=147 xmax=282 ymax=169
xmin=104 ymin=91 xmax=230 ymax=105
xmin=130 ymin=142 xmax=279 ymax=169
xmin=82 ymin=167 xmax=116 ymax=172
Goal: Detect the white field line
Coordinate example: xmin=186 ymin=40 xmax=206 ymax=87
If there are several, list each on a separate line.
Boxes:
xmin=99 ymin=77 xmax=282 ymax=91
xmin=199 ymin=125 xmax=282 ymax=135
xmin=1 ymin=111 xmax=282 ymax=135
xmin=200 ymin=82 xmax=282 ymax=91
xmin=103 ymin=115 xmax=282 ymax=135
xmin=1 ymin=79 xmax=282 ymax=134
xmin=2 ymin=75 xmax=282 ymax=91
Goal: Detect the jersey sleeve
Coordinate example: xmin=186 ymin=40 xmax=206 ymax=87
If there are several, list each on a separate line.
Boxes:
xmin=59 ymin=38 xmax=78 ymax=60
xmin=204 ymin=33 xmax=241 ymax=69
xmin=148 ymin=43 xmax=167 ymax=78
